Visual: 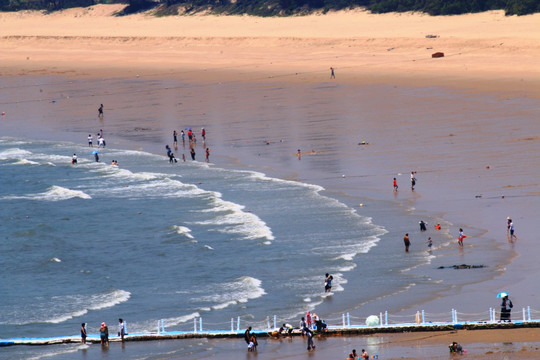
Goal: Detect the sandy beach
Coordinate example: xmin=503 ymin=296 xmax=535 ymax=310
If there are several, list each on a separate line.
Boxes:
xmin=1 ymin=5 xmax=540 ymax=359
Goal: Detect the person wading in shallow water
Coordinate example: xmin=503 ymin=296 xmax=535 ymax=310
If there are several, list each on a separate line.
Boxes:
xmin=404 ymin=233 xmax=410 ymax=252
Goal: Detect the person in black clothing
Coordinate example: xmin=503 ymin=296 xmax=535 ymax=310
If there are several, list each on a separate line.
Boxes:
xmin=500 ymin=295 xmax=513 ymax=321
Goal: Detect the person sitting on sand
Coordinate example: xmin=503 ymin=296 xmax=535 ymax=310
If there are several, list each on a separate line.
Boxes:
xmin=279 ymin=323 xmax=294 ymax=337
xmin=449 ymin=341 xmax=463 ymax=354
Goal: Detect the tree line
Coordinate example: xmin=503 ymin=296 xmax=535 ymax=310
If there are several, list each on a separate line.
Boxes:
xmin=1 ymin=0 xmax=538 ymax=16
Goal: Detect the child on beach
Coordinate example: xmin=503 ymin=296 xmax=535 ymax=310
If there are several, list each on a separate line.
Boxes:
xmin=425 ymin=237 xmax=433 ymax=249
xmin=458 ymin=228 xmax=466 ymax=246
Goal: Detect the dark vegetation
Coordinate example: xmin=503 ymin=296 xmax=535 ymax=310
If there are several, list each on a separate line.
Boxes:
xmin=1 ymin=0 xmax=539 ymax=16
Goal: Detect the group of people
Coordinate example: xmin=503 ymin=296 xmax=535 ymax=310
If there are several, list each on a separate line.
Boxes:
xmin=80 ymin=318 xmax=127 ymax=345
xmin=348 ymin=348 xmax=370 ymax=359
xmin=244 ymin=327 xmax=258 ymax=351
xmin=167 ymin=128 xmax=210 ymax=163
xmin=88 ymin=130 xmax=105 ymax=148
xmin=392 ymin=171 xmax=417 ymax=192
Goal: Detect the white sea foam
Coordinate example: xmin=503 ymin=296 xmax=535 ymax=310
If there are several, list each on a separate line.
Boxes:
xmin=171 ymin=225 xmax=194 ymax=239
xmin=2 ymin=185 xmax=91 ymax=201
xmin=25 ymin=344 xmax=84 ymax=360
xmin=138 ymin=312 xmax=201 ymax=333
xmin=0 ymin=148 xmax=33 ymax=160
xmin=196 ymin=276 xmax=266 ymax=311
xmin=14 ymin=158 xmax=39 ymax=165
xmin=1 ymin=289 xmax=130 ymax=325
xmin=203 ymin=245 xmax=214 ymax=250
xmin=35 ymin=185 xmax=91 ymax=201
xmin=193 ymin=196 xmax=274 ymax=241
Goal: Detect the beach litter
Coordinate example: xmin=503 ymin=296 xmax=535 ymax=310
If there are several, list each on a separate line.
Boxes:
xmin=432 ymin=52 xmax=445 ymax=58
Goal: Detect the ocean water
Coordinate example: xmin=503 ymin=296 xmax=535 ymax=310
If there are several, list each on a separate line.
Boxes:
xmin=0 ymin=137 xmax=395 ymax=339
xmin=0 ymin=73 xmax=523 ymax=359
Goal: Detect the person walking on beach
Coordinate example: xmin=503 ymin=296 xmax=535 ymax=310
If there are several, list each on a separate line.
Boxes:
xmin=500 ymin=294 xmax=513 ymax=322
xmin=300 ymin=317 xmax=307 ymax=335
xmin=404 ymin=233 xmax=410 ymax=252
xmin=118 ymin=318 xmax=126 ymax=342
xmin=181 ymin=130 xmax=185 ymax=146
xmin=297 ymin=149 xmax=301 ymax=160
xmin=88 ymin=134 xmax=93 ymax=147
xmin=410 ymin=171 xmax=417 ymax=190
xmin=201 ymin=128 xmax=206 ymax=141
xmin=100 ymin=322 xmax=109 ymax=346
xmin=330 ymin=67 xmax=335 ymax=79
xmin=173 ymin=130 xmax=178 ymax=149
xmin=393 ymin=177 xmax=398 ymax=191
xmin=509 ymin=220 xmax=517 ymax=241
xmin=305 ymin=326 xmax=315 ymax=350
xmin=458 ymin=228 xmax=466 ymax=246
xmin=507 ymin=217 xmax=512 ymax=235
xmin=98 ymin=104 xmax=104 ymax=118
xmin=80 ymin=323 xmax=87 ymax=344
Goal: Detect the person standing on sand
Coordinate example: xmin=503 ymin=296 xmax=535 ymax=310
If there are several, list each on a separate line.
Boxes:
xmin=410 ymin=171 xmax=416 ymax=190
xmin=201 ymin=128 xmax=206 ymax=141
xmin=118 ymin=318 xmax=126 ymax=342
xmin=244 ymin=326 xmax=252 ymax=345
xmin=80 ymin=323 xmax=87 ymax=344
xmin=88 ymin=134 xmax=93 ymax=147
xmin=173 ymin=130 xmax=178 ymax=149
xmin=404 ymin=233 xmax=410 ymax=252
xmin=330 ymin=67 xmax=335 ymax=79
xmin=393 ymin=178 xmax=398 ymax=191
xmin=98 ymin=104 xmax=104 ymax=118
xmin=190 ymin=147 xmax=196 ymax=161
xmin=297 ymin=149 xmax=301 ymax=160
xmin=458 ymin=228 xmax=466 ymax=246
xmin=100 ymin=322 xmax=109 ymax=345
xmin=500 ymin=294 xmax=513 ymax=321
xmin=507 ymin=217 xmax=512 ymax=235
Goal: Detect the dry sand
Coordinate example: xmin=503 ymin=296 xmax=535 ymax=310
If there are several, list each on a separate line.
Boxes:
xmin=1 ymin=5 xmax=540 ymax=359
xmin=1 ymin=5 xmax=540 ymax=95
